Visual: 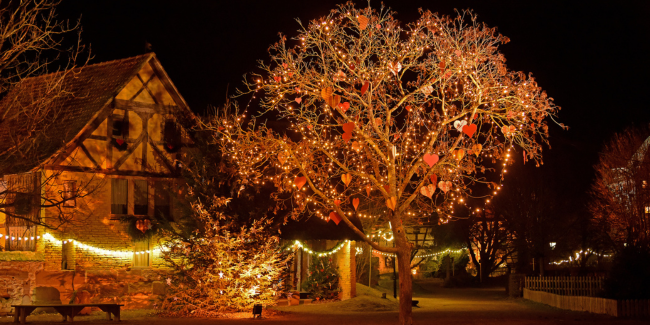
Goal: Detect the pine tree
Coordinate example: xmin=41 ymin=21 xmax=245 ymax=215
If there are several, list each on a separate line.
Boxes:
xmin=302 ymin=255 xmax=341 ymax=300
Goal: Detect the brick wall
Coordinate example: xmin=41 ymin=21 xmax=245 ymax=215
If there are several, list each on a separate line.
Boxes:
xmin=335 ymin=241 xmax=356 ymax=300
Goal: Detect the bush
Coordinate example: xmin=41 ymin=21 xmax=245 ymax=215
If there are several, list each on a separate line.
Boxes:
xmin=602 ymin=246 xmax=650 ymax=300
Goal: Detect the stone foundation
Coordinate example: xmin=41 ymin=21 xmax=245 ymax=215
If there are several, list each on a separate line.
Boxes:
xmin=0 ymin=260 xmax=170 ymax=315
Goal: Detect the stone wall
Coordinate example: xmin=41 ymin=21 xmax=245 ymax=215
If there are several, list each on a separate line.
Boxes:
xmin=0 ymin=260 xmax=170 ymax=315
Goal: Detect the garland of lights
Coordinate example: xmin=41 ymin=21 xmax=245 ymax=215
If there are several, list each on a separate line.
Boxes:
xmin=285 ymin=239 xmax=348 ymax=256
xmin=550 ymin=249 xmax=611 ymax=266
xmin=43 ymin=233 xmax=162 ymax=257
xmin=373 ymin=247 xmax=467 ymax=259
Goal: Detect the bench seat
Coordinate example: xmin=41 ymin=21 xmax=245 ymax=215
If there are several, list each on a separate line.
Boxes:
xmin=11 ymin=303 xmax=124 ymax=323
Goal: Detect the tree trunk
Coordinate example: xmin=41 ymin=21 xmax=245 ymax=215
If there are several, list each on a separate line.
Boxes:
xmin=394 ymin=226 xmax=413 ymax=325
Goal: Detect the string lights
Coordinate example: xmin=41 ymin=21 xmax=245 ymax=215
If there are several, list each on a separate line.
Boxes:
xmin=550 ymin=249 xmax=611 ymax=266
xmin=373 ymin=247 xmax=466 ymax=259
xmin=285 ymin=239 xmax=348 ymax=256
xmin=43 ymin=233 xmax=163 ymax=257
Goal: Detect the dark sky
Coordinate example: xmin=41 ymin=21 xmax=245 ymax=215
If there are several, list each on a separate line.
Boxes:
xmin=57 ymin=0 xmax=650 ymax=198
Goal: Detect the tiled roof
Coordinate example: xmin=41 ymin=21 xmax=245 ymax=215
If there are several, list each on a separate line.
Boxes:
xmin=0 ymin=53 xmax=154 ymax=175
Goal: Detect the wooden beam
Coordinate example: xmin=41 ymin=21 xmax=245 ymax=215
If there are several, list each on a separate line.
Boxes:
xmin=78 ymin=143 xmax=101 ymax=169
xmin=113 ymin=132 xmax=146 ymax=170
xmin=114 ymin=99 xmax=174 ymax=114
xmin=43 ymin=165 xmax=176 ymax=178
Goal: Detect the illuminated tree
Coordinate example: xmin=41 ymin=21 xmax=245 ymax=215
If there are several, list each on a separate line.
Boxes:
xmin=216 ymin=3 xmax=558 ymax=323
xmin=591 ymin=126 xmax=650 ymax=249
xmin=160 ymin=196 xmax=291 ymax=316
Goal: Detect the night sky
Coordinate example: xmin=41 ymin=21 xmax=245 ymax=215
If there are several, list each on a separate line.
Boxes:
xmin=57 ymin=0 xmax=650 ymax=202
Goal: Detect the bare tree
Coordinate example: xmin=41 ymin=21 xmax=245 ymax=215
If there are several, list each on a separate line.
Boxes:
xmin=591 ymin=126 xmax=650 ymax=250
xmin=214 ymin=3 xmax=558 ymax=324
xmin=0 ymin=0 xmax=93 ymax=234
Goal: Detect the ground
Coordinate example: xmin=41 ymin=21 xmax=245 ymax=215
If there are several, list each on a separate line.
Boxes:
xmin=1 ymin=280 xmax=646 ymax=324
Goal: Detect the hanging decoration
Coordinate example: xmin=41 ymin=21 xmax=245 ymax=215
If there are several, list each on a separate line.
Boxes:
xmin=423 ymin=153 xmax=439 ymax=167
xmin=294 ymin=176 xmax=307 ymax=190
xmin=43 ymin=233 xmax=162 ymax=256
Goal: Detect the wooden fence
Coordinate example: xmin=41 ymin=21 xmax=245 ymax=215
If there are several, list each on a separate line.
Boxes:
xmin=525 ymin=276 xmax=604 ymax=297
xmin=524 ymin=289 xmax=650 ymax=318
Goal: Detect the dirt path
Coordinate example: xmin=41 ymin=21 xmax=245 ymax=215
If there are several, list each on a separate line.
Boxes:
xmin=2 ymin=286 xmax=645 ymax=324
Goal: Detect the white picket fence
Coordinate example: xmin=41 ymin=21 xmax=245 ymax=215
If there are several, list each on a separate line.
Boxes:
xmin=525 ymin=276 xmax=604 ymax=297
xmin=524 ymin=289 xmax=650 ymax=318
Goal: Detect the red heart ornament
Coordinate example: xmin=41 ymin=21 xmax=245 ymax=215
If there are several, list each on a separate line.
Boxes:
xmin=352 ymin=198 xmax=360 ymax=211
xmin=295 ymin=98 xmax=302 ymax=104
xmin=405 ymin=105 xmax=411 ymax=112
xmin=334 ymin=199 xmax=341 ymax=207
xmin=430 ymin=174 xmax=437 ymax=185
xmin=342 ymin=122 xmax=355 ymax=133
xmin=338 ymin=102 xmax=350 ymax=113
xmin=462 ymin=124 xmax=477 ymax=137
xmin=329 ymin=212 xmax=342 ymax=225
xmin=116 ymin=139 xmax=124 ymax=146
xmin=366 ymin=185 xmax=372 ymax=197
xmin=294 ymin=176 xmax=307 ymax=190
xmin=361 ymin=81 xmax=369 ymax=95
xmin=423 ymin=153 xmax=439 ymax=167
xmin=342 ymin=132 xmax=352 ymax=143
xmin=274 ymin=76 xmax=281 ymax=82
xmin=350 ymin=63 xmax=356 ymax=71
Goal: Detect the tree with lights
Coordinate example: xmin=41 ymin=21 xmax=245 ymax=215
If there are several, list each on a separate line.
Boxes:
xmin=591 ymin=126 xmax=650 ymax=249
xmin=302 ymin=255 xmax=341 ymax=300
xmin=215 ymin=3 xmax=558 ymax=323
xmin=159 ymin=196 xmax=292 ymax=316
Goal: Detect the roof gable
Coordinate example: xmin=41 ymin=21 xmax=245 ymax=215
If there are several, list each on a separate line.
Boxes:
xmin=0 ymin=53 xmax=190 ymax=175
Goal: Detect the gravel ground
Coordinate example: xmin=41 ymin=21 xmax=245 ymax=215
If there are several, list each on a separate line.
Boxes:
xmin=2 ymin=283 xmax=646 ymax=324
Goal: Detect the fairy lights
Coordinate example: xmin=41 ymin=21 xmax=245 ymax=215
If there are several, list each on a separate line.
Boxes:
xmin=43 ymin=233 xmax=163 ymax=257
xmin=286 ymin=239 xmax=349 ymax=256
xmin=550 ymin=249 xmax=611 ymax=266
xmin=373 ymin=247 xmax=466 ymax=259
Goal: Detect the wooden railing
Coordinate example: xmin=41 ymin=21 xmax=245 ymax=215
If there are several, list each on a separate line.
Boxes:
xmin=525 ymin=276 xmax=604 ymax=297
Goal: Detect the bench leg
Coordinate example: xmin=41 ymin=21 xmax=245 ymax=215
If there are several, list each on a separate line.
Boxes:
xmin=13 ymin=307 xmax=20 ymax=323
xmin=20 ymin=308 xmax=26 ymax=324
xmin=106 ymin=311 xmax=112 ymax=320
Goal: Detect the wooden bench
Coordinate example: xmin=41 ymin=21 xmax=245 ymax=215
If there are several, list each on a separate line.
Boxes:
xmin=11 ymin=304 xmax=124 ymax=323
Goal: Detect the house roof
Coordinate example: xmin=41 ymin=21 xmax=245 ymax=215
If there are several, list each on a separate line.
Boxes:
xmin=0 ymin=53 xmax=179 ymax=175
xmin=279 ymin=215 xmax=366 ymax=241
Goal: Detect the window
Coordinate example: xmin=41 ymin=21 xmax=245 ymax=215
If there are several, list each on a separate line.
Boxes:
xmin=133 ymin=238 xmax=150 ymax=267
xmin=134 ymin=180 xmax=148 ymax=215
xmin=111 ymin=178 xmax=128 ymax=215
xmin=154 ymin=181 xmax=172 ymax=221
xmin=61 ymin=240 xmax=74 ymax=270
xmin=63 ymin=181 xmax=76 ymax=207
xmin=163 ymin=120 xmax=182 ymax=152
xmin=112 ymin=118 xmax=128 ymax=138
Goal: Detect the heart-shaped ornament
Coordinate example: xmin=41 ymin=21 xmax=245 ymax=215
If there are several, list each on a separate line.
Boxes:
xmin=430 ymin=174 xmax=437 ymax=185
xmin=421 ymin=85 xmax=433 ymax=96
xmin=352 ymin=198 xmax=360 ymax=211
xmin=116 ymin=139 xmax=124 ymax=146
xmin=327 ymin=94 xmax=341 ymax=108
xmin=366 ymin=185 xmax=372 ymax=196
xmin=341 ymin=173 xmax=352 ymax=186
xmin=274 ymin=76 xmax=281 ymax=82
xmin=361 ymin=81 xmax=370 ymax=95
xmin=471 ymin=144 xmax=482 ymax=157
xmin=358 ymin=15 xmax=369 ymax=30
xmin=438 ymin=181 xmax=452 ymax=193
xmin=295 ymin=87 xmax=301 ymax=93
xmin=462 ymin=124 xmax=477 ymax=137
xmin=329 ymin=212 xmax=342 ymax=225
xmin=338 ymin=102 xmax=350 ymax=113
xmin=334 ymin=199 xmax=341 ymax=207
xmin=420 ymin=184 xmax=435 ymax=199
xmin=295 ymin=176 xmax=307 ymax=190
xmin=295 ymin=97 xmax=302 ymax=104
xmin=282 ymin=63 xmax=288 ymax=69
xmin=454 ymin=149 xmax=465 ymax=161
xmin=321 ymin=87 xmax=333 ymax=101
xmin=352 ymin=141 xmax=362 ymax=151
xmin=405 ymin=105 xmax=411 ymax=112
xmin=385 ymin=197 xmax=397 ymax=211
xmin=453 ymin=120 xmax=467 ymax=132
xmin=278 ymin=152 xmax=287 ymax=164
xmin=423 ymin=153 xmax=439 ymax=167
xmin=342 ymin=122 xmax=355 ymax=133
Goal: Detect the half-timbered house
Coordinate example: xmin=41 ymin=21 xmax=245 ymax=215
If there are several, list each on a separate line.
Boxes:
xmin=0 ymin=53 xmax=194 ymax=312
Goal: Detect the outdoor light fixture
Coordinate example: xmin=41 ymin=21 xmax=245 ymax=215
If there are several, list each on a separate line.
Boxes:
xmin=549 ymin=242 xmax=556 ymax=250
xmin=252 ymin=304 xmax=263 ymax=318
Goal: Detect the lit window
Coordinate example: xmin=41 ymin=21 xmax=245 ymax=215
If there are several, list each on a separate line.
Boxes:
xmin=111 ymin=178 xmax=128 ymax=215
xmin=133 ymin=180 xmax=148 ymax=215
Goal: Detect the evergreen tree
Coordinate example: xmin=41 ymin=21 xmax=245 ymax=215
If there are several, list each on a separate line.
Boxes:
xmin=302 ymin=255 xmax=341 ymax=300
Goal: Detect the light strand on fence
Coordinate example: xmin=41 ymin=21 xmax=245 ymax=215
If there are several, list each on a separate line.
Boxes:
xmin=285 ymin=239 xmax=348 ymax=256
xmin=43 ymin=233 xmax=162 ymax=257
xmin=372 ymin=247 xmax=466 ymax=259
